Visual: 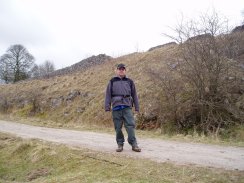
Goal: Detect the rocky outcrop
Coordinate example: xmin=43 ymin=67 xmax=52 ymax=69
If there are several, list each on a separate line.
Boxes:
xmin=148 ymin=42 xmax=177 ymax=52
xmin=45 ymin=54 xmax=112 ymax=78
xmin=232 ymin=25 xmax=244 ymax=33
xmin=186 ymin=33 xmax=213 ymax=43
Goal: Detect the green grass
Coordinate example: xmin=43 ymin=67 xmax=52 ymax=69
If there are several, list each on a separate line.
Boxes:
xmin=0 ymin=132 xmax=243 ymax=183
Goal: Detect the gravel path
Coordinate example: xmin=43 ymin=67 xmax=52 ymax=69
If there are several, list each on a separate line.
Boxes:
xmin=0 ymin=120 xmax=244 ymax=170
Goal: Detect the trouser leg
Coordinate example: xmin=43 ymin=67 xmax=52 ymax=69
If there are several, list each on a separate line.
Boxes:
xmin=122 ymin=108 xmax=137 ymax=146
xmin=112 ymin=110 xmax=124 ymax=145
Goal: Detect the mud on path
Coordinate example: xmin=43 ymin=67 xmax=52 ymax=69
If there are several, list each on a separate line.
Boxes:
xmin=0 ymin=120 xmax=244 ymax=170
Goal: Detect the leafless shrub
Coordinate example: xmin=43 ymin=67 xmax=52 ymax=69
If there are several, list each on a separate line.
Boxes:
xmin=155 ymin=11 xmax=244 ymax=136
xmin=0 ymin=95 xmax=10 ymax=113
xmin=26 ymin=90 xmax=42 ymax=116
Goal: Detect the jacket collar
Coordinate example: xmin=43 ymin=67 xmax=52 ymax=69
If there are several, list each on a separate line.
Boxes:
xmin=114 ymin=75 xmax=127 ymax=80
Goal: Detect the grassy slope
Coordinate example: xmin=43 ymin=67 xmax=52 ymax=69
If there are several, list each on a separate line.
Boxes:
xmin=0 ymin=43 xmax=244 ymax=145
xmin=0 ymin=45 xmax=244 ymax=182
xmin=0 ymin=44 xmax=177 ymax=128
xmin=1 ymin=132 xmax=243 ymax=183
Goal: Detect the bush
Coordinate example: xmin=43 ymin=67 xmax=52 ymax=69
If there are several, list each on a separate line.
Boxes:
xmin=152 ymin=11 xmax=244 ymax=136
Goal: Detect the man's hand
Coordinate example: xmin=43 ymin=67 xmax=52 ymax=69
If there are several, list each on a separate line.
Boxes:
xmin=135 ymin=110 xmax=140 ymax=114
xmin=104 ymin=110 xmax=111 ymax=120
xmin=134 ymin=111 xmax=140 ymax=122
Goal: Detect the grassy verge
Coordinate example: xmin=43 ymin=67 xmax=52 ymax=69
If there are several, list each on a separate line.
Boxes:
xmin=0 ymin=132 xmax=243 ymax=183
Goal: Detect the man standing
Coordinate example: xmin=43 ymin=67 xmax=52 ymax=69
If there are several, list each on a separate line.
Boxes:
xmin=105 ymin=63 xmax=141 ymax=152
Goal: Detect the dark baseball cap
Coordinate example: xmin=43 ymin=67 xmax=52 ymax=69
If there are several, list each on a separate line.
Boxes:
xmin=117 ymin=63 xmax=126 ymax=69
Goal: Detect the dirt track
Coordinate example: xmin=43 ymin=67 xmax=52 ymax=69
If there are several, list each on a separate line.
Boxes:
xmin=0 ymin=120 xmax=244 ymax=170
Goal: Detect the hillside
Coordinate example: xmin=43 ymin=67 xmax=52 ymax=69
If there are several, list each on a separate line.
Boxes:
xmin=0 ymin=29 xmax=243 ymax=138
xmin=0 ymin=43 xmax=178 ymax=128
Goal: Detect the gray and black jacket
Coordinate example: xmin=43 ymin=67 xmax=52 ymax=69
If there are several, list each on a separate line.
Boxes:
xmin=105 ymin=76 xmax=139 ymax=112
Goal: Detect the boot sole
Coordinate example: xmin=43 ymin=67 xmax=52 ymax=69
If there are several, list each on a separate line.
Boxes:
xmin=132 ymin=148 xmax=141 ymax=152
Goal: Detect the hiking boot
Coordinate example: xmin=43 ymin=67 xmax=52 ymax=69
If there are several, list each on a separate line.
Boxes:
xmin=116 ymin=145 xmax=123 ymax=152
xmin=132 ymin=145 xmax=141 ymax=152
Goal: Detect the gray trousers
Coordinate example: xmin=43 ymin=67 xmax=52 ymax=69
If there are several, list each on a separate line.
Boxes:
xmin=112 ymin=107 xmax=137 ymax=147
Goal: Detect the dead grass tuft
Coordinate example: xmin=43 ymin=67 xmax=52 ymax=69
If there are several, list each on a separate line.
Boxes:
xmin=26 ymin=168 xmax=50 ymax=181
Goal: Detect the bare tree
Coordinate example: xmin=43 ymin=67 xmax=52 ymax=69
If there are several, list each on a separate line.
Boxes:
xmin=0 ymin=58 xmax=13 ymax=83
xmin=31 ymin=60 xmax=55 ymax=78
xmin=157 ymin=11 xmax=244 ymax=136
xmin=40 ymin=60 xmax=55 ymax=78
xmin=0 ymin=44 xmax=35 ymax=83
xmin=30 ymin=64 xmax=41 ymax=78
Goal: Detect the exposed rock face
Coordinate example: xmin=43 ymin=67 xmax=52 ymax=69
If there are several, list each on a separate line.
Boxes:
xmin=45 ymin=54 xmax=113 ymax=78
xmin=66 ymin=90 xmax=81 ymax=101
xmin=186 ymin=33 xmax=213 ymax=43
xmin=232 ymin=25 xmax=244 ymax=33
xmin=148 ymin=42 xmax=177 ymax=52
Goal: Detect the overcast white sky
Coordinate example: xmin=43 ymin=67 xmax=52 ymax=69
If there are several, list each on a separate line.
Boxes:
xmin=0 ymin=0 xmax=243 ymax=69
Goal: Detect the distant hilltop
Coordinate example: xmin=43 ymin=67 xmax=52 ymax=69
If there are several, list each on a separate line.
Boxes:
xmin=148 ymin=42 xmax=177 ymax=52
xmin=232 ymin=24 xmax=244 ymax=33
xmin=46 ymin=54 xmax=113 ymax=78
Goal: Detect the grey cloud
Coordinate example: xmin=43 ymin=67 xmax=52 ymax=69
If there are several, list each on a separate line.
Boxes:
xmin=0 ymin=1 xmax=52 ymax=47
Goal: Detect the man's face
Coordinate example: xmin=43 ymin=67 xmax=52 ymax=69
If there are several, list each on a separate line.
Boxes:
xmin=116 ymin=67 xmax=126 ymax=77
